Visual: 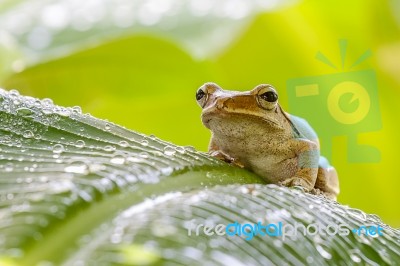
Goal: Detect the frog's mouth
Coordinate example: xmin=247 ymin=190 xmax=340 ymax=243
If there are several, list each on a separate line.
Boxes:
xmin=202 ymin=107 xmax=283 ymax=129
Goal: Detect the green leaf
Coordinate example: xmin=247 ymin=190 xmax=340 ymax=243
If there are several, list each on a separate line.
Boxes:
xmin=2 ymin=35 xmax=214 ymax=149
xmin=0 ymin=89 xmax=399 ymax=265
xmin=0 ymin=88 xmax=264 ymax=265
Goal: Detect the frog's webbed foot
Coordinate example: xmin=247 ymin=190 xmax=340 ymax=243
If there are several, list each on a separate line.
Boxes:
xmin=279 ymin=179 xmax=337 ymax=201
xmin=209 ymin=150 xmax=245 ymax=168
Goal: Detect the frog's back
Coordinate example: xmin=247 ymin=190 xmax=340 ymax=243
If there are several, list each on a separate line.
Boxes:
xmin=288 ymin=114 xmax=318 ymax=141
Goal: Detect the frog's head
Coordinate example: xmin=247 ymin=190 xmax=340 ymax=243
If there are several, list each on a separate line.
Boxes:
xmin=196 ymin=82 xmax=289 ymax=134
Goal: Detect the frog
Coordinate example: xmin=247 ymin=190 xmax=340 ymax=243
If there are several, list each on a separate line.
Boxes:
xmin=196 ymin=82 xmax=339 ymax=200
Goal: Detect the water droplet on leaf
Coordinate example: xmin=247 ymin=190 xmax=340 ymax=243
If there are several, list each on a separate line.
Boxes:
xmin=4 ymin=162 xmax=13 ymax=172
xmin=164 ymin=146 xmax=176 ymax=156
xmin=52 ymin=144 xmax=64 ymax=154
xmin=64 ymin=161 xmax=89 ymax=174
xmin=23 ymin=130 xmax=34 ymax=138
xmin=76 ymin=140 xmax=85 ymax=148
xmin=184 ymin=146 xmax=196 ymax=152
xmin=119 ymin=140 xmax=129 ymax=147
xmin=16 ymin=107 xmax=34 ymax=117
xmin=110 ymin=155 xmax=125 ymax=165
xmin=72 ymin=106 xmax=82 ymax=114
xmin=104 ymin=145 xmax=116 ymax=152
xmin=175 ymin=146 xmax=185 ymax=154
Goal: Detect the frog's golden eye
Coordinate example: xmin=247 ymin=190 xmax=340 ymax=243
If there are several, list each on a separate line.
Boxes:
xmin=256 ymin=85 xmax=278 ymax=110
xmin=196 ymin=87 xmax=208 ymax=108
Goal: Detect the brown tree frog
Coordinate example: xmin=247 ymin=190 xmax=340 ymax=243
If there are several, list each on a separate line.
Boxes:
xmin=196 ymin=82 xmax=339 ymax=200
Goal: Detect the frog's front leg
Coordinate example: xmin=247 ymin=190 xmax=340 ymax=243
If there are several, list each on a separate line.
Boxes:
xmin=279 ymin=138 xmax=319 ymax=191
xmin=208 ymin=139 xmax=245 ymax=168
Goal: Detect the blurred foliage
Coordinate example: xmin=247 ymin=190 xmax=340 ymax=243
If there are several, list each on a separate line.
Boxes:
xmin=0 ymin=0 xmax=399 ymax=229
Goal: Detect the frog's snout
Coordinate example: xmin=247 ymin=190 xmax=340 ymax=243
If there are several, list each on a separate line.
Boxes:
xmin=215 ymin=97 xmax=234 ymax=110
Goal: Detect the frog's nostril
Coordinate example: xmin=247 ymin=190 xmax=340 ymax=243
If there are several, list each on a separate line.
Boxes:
xmin=216 ymin=98 xmax=232 ymax=109
xmin=216 ymin=100 xmax=224 ymax=109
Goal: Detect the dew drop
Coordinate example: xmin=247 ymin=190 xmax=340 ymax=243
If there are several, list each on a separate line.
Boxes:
xmin=64 ymin=162 xmax=89 ymax=174
xmin=16 ymin=107 xmax=34 ymax=117
xmin=119 ymin=140 xmax=129 ymax=147
xmin=105 ymin=123 xmax=111 ymax=131
xmin=104 ymin=145 xmax=116 ymax=152
xmin=42 ymin=107 xmax=53 ymax=114
xmin=58 ymin=107 xmax=71 ymax=117
xmin=139 ymin=152 xmax=149 ymax=158
xmin=72 ymin=106 xmax=82 ymax=114
xmin=347 ymin=208 xmax=367 ymax=221
xmin=151 ymin=150 xmax=163 ymax=156
xmin=42 ymin=98 xmax=53 ymax=106
xmin=141 ymin=139 xmax=149 ymax=146
xmin=5 ymin=162 xmax=13 ymax=172
xmin=127 ymin=156 xmax=144 ymax=163
xmin=23 ymin=130 xmax=34 ymax=138
xmin=110 ymin=155 xmax=125 ymax=165
xmin=163 ymin=146 xmax=176 ymax=156
xmin=76 ymin=140 xmax=85 ymax=148
xmin=367 ymin=213 xmax=382 ymax=223
xmin=52 ymin=144 xmax=64 ymax=154
xmin=184 ymin=146 xmax=196 ymax=152
xmin=175 ymin=146 xmax=185 ymax=154
xmin=350 ymin=253 xmax=361 ymax=263
xmin=9 ymin=89 xmax=20 ymax=97
xmin=316 ymin=245 xmax=332 ymax=259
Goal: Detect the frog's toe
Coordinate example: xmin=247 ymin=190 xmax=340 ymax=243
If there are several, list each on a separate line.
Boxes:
xmin=209 ymin=150 xmax=233 ymax=163
xmin=231 ymin=158 xmax=245 ymax=168
xmin=310 ymin=188 xmax=337 ymax=201
xmin=279 ymin=177 xmax=313 ymax=191
xmin=209 ymin=150 xmax=245 ymax=168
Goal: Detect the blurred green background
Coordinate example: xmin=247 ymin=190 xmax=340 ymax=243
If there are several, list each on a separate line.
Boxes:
xmin=0 ymin=0 xmax=399 ymax=227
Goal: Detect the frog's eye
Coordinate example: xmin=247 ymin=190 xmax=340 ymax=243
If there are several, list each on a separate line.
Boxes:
xmin=196 ymin=88 xmax=206 ymax=101
xmin=256 ymin=85 xmax=278 ymax=110
xmin=260 ymin=91 xmax=278 ymax=102
xmin=196 ymin=87 xmax=208 ymax=108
